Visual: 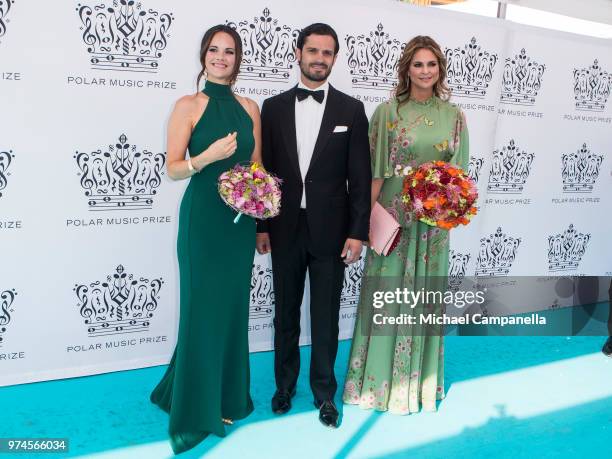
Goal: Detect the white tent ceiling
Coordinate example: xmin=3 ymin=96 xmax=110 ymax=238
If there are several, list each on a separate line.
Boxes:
xmin=495 ymin=0 xmax=612 ymax=25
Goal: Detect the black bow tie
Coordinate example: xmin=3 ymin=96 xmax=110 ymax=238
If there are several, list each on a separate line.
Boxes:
xmin=296 ymin=87 xmax=325 ymax=103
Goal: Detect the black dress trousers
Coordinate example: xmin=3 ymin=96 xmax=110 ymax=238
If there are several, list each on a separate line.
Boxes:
xmin=270 ymin=210 xmax=346 ymax=403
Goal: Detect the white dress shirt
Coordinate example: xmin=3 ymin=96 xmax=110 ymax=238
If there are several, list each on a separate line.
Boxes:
xmin=295 ymin=80 xmax=329 ymax=208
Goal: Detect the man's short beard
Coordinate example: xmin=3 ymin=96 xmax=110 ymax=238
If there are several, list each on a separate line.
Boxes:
xmin=299 ymin=61 xmax=332 ymax=82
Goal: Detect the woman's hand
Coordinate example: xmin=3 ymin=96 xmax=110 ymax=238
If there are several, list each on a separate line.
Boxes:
xmin=196 ymin=132 xmax=237 ymax=166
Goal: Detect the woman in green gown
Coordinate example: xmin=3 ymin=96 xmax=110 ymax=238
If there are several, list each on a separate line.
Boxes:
xmin=343 ymin=36 xmax=469 ymax=414
xmin=150 ymin=25 xmax=261 ymax=453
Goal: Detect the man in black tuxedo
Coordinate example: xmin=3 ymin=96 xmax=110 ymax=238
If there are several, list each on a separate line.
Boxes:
xmin=255 ymin=23 xmax=371 ymax=427
xmin=603 ymin=279 xmax=612 ymax=356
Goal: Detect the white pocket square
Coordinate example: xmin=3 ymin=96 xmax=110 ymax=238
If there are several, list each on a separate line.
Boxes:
xmin=333 ymin=125 xmax=348 ymax=133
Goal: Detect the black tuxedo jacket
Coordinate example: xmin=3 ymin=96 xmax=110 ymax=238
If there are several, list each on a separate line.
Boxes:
xmin=256 ymin=84 xmax=371 ymax=256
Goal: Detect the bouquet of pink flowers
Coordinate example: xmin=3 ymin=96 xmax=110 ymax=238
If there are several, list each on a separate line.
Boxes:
xmin=218 ymin=162 xmax=282 ymax=223
xmin=401 ymin=160 xmax=478 ymax=230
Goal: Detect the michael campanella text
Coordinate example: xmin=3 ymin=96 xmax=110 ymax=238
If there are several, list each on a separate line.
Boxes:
xmin=372 ymin=313 xmax=547 ymax=326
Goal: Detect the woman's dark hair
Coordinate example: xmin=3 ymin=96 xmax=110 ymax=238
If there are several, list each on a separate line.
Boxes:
xmin=196 ymin=25 xmax=243 ymax=89
xmin=296 ymin=23 xmax=339 ymax=55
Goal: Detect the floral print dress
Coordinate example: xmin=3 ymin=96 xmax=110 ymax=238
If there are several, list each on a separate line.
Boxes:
xmin=342 ymin=95 xmax=469 ymax=414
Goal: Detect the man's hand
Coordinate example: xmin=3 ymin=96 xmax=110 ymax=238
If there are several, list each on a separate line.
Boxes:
xmin=256 ymin=232 xmax=271 ymax=254
xmin=341 ymin=238 xmax=363 ymax=264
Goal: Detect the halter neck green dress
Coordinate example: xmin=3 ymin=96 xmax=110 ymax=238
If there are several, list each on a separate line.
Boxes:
xmin=150 ymin=80 xmax=255 ymax=454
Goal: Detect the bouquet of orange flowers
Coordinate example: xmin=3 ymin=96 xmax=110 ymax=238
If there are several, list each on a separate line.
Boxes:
xmin=218 ymin=162 xmax=282 ymax=223
xmin=400 ymin=161 xmax=477 ymax=230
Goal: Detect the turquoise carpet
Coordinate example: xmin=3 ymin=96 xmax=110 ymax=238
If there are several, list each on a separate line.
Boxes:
xmin=1 ymin=334 xmax=611 ymax=458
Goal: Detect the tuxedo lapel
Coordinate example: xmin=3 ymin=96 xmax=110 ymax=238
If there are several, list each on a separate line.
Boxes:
xmin=308 ymin=85 xmax=339 ymax=176
xmin=279 ymin=86 xmax=302 ymax=183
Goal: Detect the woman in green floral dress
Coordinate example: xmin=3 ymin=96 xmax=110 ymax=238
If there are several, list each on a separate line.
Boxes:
xmin=343 ymin=36 xmax=469 ymax=414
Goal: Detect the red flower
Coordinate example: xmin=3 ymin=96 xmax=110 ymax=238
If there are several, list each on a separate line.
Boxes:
xmin=401 ymin=161 xmax=478 ymax=229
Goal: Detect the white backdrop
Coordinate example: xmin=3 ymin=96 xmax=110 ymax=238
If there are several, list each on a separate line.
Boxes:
xmin=0 ymin=0 xmax=610 ymax=386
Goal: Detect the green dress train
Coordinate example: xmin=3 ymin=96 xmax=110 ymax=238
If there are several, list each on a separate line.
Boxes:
xmin=150 ymin=80 xmax=255 ymax=453
xmin=343 ymin=95 xmax=469 ymax=414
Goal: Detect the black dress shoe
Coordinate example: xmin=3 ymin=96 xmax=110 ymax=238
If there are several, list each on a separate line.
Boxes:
xmin=314 ymin=400 xmax=339 ymax=428
xmin=603 ymin=337 xmax=612 ymax=357
xmin=271 ymin=389 xmax=296 ymax=414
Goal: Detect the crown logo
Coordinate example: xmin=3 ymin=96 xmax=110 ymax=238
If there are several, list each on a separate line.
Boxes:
xmin=561 ymin=143 xmax=603 ymax=193
xmin=445 ymin=37 xmax=498 ymax=99
xmin=0 ymin=149 xmax=14 ymax=198
xmin=468 ymin=157 xmax=484 ymax=184
xmin=487 ymin=139 xmax=534 ymax=193
xmin=448 ymin=250 xmax=470 ymax=292
xmin=0 ymin=0 xmax=14 ymax=41
xmin=476 ymin=227 xmax=521 ymax=277
xmin=573 ymin=59 xmax=612 ymax=112
xmin=227 ymin=8 xmax=299 ymax=83
xmin=548 ymin=224 xmax=590 ymax=272
xmin=341 ymin=256 xmax=364 ymax=308
xmin=501 ymin=48 xmax=545 ymax=105
xmin=0 ymin=288 xmax=17 ymax=346
xmin=74 ymin=134 xmax=165 ymax=210
xmin=250 ymin=262 xmax=274 ymax=320
xmin=345 ymin=23 xmax=404 ymax=91
xmin=74 ymin=265 xmax=163 ymax=337
xmin=76 ymin=1 xmax=173 ymax=73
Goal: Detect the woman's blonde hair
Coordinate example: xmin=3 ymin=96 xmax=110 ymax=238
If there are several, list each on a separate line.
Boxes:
xmin=394 ymin=35 xmax=450 ymax=109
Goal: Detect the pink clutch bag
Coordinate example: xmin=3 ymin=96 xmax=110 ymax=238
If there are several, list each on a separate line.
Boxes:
xmin=370 ymin=202 xmax=402 ymax=256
